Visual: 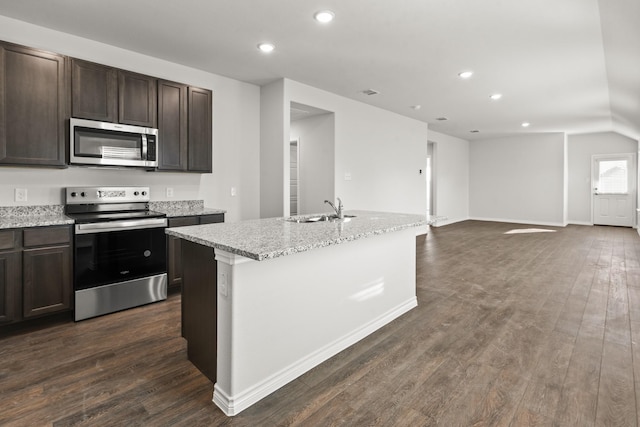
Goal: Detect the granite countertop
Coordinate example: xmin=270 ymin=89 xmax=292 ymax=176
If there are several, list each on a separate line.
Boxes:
xmin=149 ymin=200 xmax=226 ymax=218
xmin=166 ymin=210 xmax=428 ymax=261
xmin=0 ymin=200 xmax=226 ymax=229
xmin=0 ymin=205 xmax=74 ymax=230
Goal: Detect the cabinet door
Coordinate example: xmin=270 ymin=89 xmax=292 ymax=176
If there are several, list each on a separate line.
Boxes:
xmin=167 ymin=216 xmax=199 ymax=288
xmin=187 ymin=87 xmax=212 ymax=173
xmin=119 ymin=70 xmax=157 ymax=128
xmin=71 ymin=58 xmax=118 ymax=122
xmin=22 ymin=245 xmax=72 ymax=318
xmin=0 ymin=251 xmax=21 ymax=324
xmin=0 ymin=42 xmax=67 ymax=167
xmin=158 ymin=80 xmax=188 ymax=170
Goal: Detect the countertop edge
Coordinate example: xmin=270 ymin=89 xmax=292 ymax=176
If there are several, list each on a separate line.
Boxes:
xmin=166 ymin=214 xmax=427 ymax=261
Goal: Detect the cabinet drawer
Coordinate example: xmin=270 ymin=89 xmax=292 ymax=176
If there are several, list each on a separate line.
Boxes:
xmin=168 ymin=217 xmax=200 ymax=227
xmin=0 ymin=230 xmax=19 ymax=250
xmin=23 ymin=226 xmax=71 ymax=248
xmin=199 ymin=214 xmax=224 ymax=224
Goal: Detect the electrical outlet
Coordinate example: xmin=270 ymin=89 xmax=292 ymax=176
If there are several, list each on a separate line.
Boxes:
xmin=15 ymin=188 xmax=27 ymax=202
xmin=231 ymin=187 xmax=237 ymax=197
xmin=219 ymin=272 xmax=228 ymax=297
xmin=344 ymin=172 xmax=352 ymax=181
xmin=166 ymin=187 xmax=174 ymax=197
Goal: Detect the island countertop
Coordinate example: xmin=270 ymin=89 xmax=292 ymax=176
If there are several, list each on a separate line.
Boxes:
xmin=165 ymin=210 xmax=428 ymax=261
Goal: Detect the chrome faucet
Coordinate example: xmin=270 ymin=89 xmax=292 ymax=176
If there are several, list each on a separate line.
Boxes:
xmin=324 ymin=197 xmax=344 ymax=219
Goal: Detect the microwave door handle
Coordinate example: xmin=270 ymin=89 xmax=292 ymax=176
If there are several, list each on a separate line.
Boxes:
xmin=142 ymin=134 xmax=148 ymax=160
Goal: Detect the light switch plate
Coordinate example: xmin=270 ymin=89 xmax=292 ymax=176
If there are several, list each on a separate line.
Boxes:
xmin=166 ymin=187 xmax=174 ymax=197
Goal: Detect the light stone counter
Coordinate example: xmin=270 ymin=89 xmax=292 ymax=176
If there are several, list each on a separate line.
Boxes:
xmin=0 ymin=205 xmax=74 ymax=229
xmin=150 ymin=200 xmax=226 ymax=218
xmin=166 ymin=210 xmax=427 ymax=261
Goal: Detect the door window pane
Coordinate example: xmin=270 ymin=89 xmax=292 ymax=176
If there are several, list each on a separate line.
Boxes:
xmin=599 ymin=160 xmax=628 ymax=194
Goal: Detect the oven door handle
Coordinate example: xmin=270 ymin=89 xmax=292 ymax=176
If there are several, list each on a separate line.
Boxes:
xmin=75 ymin=218 xmax=167 ymax=234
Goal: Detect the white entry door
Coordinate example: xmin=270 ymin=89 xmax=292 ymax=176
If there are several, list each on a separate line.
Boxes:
xmin=592 ymin=154 xmax=635 ymax=227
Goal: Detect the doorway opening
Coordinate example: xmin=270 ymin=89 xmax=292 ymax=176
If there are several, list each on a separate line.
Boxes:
xmin=427 ymin=142 xmax=436 ymax=217
xmin=289 ymin=139 xmax=300 ymax=216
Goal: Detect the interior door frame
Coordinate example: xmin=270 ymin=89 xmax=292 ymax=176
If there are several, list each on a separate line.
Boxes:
xmin=289 ymin=138 xmax=300 ymax=216
xmin=590 ymin=152 xmax=637 ymax=227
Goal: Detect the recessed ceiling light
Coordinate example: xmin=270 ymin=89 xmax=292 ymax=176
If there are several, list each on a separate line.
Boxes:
xmin=490 ymin=93 xmax=502 ymax=100
xmin=521 ymin=122 xmax=531 ymax=127
xmin=435 ymin=117 xmax=448 ymax=121
xmin=458 ymin=71 xmax=473 ymax=79
xmin=257 ymin=43 xmax=275 ymax=53
xmin=361 ymin=89 xmax=380 ymax=96
xmin=470 ymin=129 xmax=480 ymax=133
xmin=410 ymin=105 xmax=421 ymax=110
xmin=314 ymin=10 xmax=335 ymax=23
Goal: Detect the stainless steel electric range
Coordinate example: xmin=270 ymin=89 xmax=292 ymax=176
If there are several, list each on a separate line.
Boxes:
xmin=65 ymin=186 xmax=167 ymax=321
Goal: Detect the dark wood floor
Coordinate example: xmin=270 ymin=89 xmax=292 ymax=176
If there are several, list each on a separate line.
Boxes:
xmin=2 ymin=221 xmax=640 ymax=426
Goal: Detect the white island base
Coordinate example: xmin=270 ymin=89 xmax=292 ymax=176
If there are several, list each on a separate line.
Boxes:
xmin=212 ymin=227 xmax=418 ymax=415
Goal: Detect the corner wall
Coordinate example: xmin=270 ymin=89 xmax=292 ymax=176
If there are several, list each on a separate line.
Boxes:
xmin=469 ymin=133 xmax=566 ymax=226
xmin=261 ymin=79 xmax=429 ymax=217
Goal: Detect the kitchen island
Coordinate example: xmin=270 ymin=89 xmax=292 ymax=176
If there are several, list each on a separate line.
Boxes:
xmin=166 ymin=210 xmax=427 ymax=415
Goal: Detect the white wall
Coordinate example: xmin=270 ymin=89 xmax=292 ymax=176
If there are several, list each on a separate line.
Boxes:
xmin=290 ymin=114 xmax=335 ymax=214
xmin=567 ymin=131 xmax=638 ymax=224
xmin=427 ymin=130 xmax=470 ymax=225
xmin=0 ymin=15 xmax=261 ymax=222
xmin=469 ymin=133 xmax=567 ymax=226
xmin=260 ymin=80 xmax=288 ymax=218
xmin=273 ymin=79 xmax=428 ymax=216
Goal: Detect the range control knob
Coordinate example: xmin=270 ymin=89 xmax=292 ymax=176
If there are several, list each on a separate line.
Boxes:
xmin=134 ymin=191 xmax=140 ymax=196
xmin=70 ymin=192 xmax=77 ymax=197
xmin=141 ymin=191 xmax=147 ymax=196
xmin=80 ymin=192 xmax=86 ymax=197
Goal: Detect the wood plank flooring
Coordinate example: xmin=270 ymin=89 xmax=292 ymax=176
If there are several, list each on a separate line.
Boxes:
xmin=1 ymin=221 xmax=640 ymax=426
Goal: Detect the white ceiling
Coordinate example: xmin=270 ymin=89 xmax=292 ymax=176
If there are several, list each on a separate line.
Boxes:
xmin=0 ymin=0 xmax=637 ymax=141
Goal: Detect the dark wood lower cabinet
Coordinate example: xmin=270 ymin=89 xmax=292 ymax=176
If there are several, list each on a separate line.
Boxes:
xmin=0 ymin=225 xmax=73 ymax=326
xmin=167 ymin=214 xmax=224 ymax=291
xmin=0 ymin=250 xmax=21 ymax=324
xmin=22 ymin=245 xmax=72 ymax=318
xmin=181 ymin=239 xmax=217 ymax=383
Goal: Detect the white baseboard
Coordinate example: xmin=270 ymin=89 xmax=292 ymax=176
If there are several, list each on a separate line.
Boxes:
xmin=566 ymin=221 xmax=593 ymax=226
xmin=468 ymin=216 xmax=565 ymax=227
xmin=213 ymin=297 xmax=418 ymax=416
xmin=431 ymin=217 xmax=469 ymax=227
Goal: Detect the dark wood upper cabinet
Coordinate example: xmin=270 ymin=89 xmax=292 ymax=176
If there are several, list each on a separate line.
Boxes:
xmin=118 ymin=70 xmax=157 ymax=128
xmin=71 ymin=60 xmax=157 ymax=128
xmin=158 ymin=80 xmax=188 ymax=171
xmin=187 ymin=87 xmax=212 ymax=173
xmin=71 ymin=58 xmax=117 ymax=122
xmin=0 ymin=42 xmax=68 ymax=167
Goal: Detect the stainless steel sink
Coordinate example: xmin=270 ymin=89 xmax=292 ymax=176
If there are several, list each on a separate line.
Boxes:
xmin=287 ymin=214 xmax=356 ymax=223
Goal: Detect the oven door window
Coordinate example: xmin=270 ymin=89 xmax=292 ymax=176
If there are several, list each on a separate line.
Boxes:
xmin=74 ymin=227 xmax=167 ymax=290
xmin=74 ymin=127 xmax=144 ymax=160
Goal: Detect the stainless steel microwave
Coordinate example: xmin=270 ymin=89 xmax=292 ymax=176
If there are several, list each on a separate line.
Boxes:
xmin=70 ymin=118 xmax=159 ymax=168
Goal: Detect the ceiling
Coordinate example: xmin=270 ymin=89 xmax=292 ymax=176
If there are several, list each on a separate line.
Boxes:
xmin=0 ymin=0 xmax=638 ymax=141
